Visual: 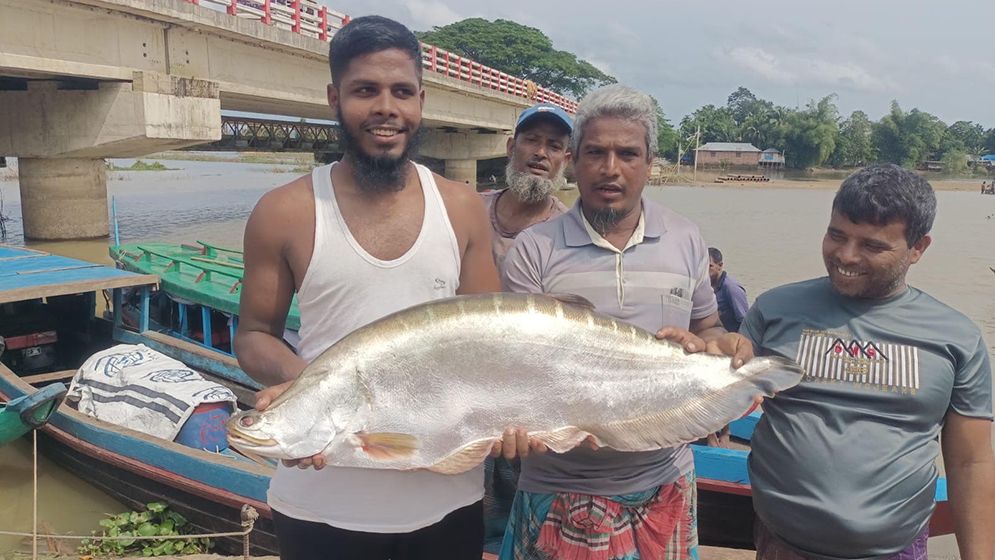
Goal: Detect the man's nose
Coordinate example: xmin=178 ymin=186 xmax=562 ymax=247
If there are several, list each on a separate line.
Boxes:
xmin=371 ymin=91 xmax=398 ymax=116
xmin=835 ymin=241 xmax=861 ymax=263
xmin=601 ymin=152 xmax=620 ymax=176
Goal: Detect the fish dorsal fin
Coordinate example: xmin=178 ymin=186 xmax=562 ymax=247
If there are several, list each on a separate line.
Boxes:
xmin=547 ymin=293 xmax=595 ymax=310
xmin=355 ymin=432 xmax=419 ymax=460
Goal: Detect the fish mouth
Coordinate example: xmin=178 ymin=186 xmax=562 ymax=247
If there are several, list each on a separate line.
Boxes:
xmin=228 ymin=430 xmax=278 ymax=447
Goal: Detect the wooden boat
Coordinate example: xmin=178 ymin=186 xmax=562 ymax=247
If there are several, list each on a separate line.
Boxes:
xmin=108 ymin=241 xmax=301 ymax=356
xmin=0 ymin=245 xmax=277 ymax=555
xmin=0 ymin=383 xmax=67 ymax=446
xmin=691 ymin=412 xmax=953 ymax=548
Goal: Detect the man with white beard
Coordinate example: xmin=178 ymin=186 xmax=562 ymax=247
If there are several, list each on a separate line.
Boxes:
xmin=479 ymin=103 xmax=571 ymax=552
xmin=480 ymin=103 xmax=572 ymax=270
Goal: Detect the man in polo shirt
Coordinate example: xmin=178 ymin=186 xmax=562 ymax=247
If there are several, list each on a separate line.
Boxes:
xmin=499 ymin=84 xmax=753 ymax=560
xmin=742 ymin=164 xmax=994 ymax=560
xmin=480 ymin=103 xmax=572 ymax=271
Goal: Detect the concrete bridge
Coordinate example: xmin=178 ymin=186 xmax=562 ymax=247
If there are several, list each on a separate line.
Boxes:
xmin=0 ymin=0 xmax=576 ymax=239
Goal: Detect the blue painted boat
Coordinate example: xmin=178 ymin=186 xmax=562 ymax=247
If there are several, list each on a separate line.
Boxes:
xmin=0 ymin=245 xmax=277 ymax=555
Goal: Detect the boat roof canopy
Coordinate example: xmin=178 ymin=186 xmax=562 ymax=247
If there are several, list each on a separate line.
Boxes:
xmin=0 ymin=245 xmax=158 ymax=304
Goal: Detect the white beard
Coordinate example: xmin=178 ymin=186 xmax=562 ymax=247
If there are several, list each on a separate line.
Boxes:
xmin=505 ymin=160 xmax=566 ymax=204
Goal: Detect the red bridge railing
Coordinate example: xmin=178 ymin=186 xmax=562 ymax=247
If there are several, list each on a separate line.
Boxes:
xmin=186 ymin=0 xmax=577 ymax=113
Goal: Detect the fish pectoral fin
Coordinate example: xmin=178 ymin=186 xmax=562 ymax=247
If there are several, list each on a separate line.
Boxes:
xmin=355 ymin=432 xmax=419 ymax=461
xmin=427 ymin=438 xmax=495 ymax=475
xmin=547 ymin=293 xmax=595 ymax=311
xmin=530 ymin=426 xmax=596 ymax=454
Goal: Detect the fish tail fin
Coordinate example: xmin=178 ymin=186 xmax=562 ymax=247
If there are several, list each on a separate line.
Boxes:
xmin=590 ymin=357 xmax=803 ymax=451
xmin=734 ymin=355 xmax=805 ymax=398
xmin=355 ymin=432 xmax=419 ymax=461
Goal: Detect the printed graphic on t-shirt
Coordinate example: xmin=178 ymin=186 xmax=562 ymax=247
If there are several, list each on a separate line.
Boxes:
xmin=796 ymin=329 xmax=920 ymax=392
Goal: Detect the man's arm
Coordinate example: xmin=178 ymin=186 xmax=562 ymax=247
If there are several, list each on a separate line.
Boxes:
xmin=234 ymin=186 xmax=308 ymax=388
xmin=730 ymin=283 xmax=750 ymax=325
xmin=941 ymin=411 xmax=995 ymax=560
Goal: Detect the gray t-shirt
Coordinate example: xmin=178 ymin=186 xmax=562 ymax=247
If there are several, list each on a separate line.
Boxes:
xmin=502 ymin=198 xmax=717 ymax=495
xmin=741 ymin=277 xmax=993 ymax=560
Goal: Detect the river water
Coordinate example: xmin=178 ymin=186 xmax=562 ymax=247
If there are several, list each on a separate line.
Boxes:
xmin=0 ymin=156 xmax=992 ymax=557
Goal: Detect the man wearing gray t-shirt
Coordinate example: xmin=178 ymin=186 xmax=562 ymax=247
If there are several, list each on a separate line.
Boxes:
xmin=741 ymin=164 xmax=994 ymax=560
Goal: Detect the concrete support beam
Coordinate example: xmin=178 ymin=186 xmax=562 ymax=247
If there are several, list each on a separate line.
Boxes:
xmin=0 ymin=72 xmax=221 ymax=159
xmin=420 ymin=130 xmax=509 ymax=161
xmin=19 ymin=159 xmax=109 ymax=240
xmin=445 ymin=159 xmax=478 ymax=186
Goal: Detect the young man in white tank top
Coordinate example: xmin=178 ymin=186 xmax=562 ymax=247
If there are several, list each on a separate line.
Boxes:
xmin=234 ymin=16 xmax=537 ymax=560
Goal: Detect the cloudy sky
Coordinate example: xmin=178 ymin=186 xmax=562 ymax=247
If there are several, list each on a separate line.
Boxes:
xmin=323 ymin=0 xmax=995 ymax=127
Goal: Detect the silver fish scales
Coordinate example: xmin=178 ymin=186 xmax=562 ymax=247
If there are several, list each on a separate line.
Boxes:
xmin=228 ymin=293 xmax=803 ymax=474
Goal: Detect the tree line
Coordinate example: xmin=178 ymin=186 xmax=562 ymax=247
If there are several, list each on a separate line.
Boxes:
xmin=668 ymin=87 xmax=995 ymax=171
xmin=418 ymin=19 xmax=994 ymax=171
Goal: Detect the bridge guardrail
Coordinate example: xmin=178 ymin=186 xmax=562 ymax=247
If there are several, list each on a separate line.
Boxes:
xmin=187 ymin=0 xmax=577 ymax=113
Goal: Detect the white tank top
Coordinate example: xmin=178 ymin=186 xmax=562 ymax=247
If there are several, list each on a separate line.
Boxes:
xmin=267 ymin=163 xmax=485 ymax=532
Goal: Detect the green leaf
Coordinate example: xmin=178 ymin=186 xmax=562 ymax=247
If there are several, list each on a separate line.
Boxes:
xmin=159 ymin=518 xmax=175 ymax=534
xmin=137 ymin=522 xmax=158 ymax=537
xmin=98 ymin=518 xmax=115 ymax=528
xmin=146 ymin=502 xmax=167 ymax=513
xmin=166 ymin=511 xmax=188 ymax=526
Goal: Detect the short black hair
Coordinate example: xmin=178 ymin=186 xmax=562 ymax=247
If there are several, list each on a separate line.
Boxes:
xmin=708 ymin=247 xmax=723 ymax=264
xmin=328 ymin=16 xmax=422 ymax=86
xmin=832 ymin=164 xmax=936 ymax=246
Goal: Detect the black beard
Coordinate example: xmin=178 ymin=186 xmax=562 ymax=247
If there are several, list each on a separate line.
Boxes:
xmin=587 ymin=207 xmax=625 ymax=235
xmin=337 ymin=118 xmax=423 ymax=193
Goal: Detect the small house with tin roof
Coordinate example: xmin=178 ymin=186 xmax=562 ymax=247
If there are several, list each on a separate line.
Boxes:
xmin=759 ymin=148 xmax=785 ymax=168
xmin=695 ymin=142 xmax=761 ymax=166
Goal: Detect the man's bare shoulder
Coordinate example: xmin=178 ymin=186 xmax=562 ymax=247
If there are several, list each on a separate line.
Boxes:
xmin=432 ymin=173 xmax=485 ymax=212
xmin=250 ymin=173 xmax=314 ymax=221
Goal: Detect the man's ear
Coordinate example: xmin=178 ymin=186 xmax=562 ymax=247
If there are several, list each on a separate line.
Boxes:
xmin=909 ymin=235 xmax=931 ymax=264
xmin=327 ymin=84 xmax=339 ymax=119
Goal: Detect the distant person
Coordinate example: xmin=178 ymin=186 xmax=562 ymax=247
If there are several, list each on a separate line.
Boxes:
xmin=742 ymin=164 xmax=994 ymax=560
xmin=708 ymin=247 xmax=748 ymax=333
xmin=480 ymin=103 xmax=572 ymax=270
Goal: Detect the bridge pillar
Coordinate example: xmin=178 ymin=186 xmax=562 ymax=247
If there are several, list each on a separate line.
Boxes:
xmin=444 ymin=159 xmax=478 ymax=185
xmin=422 ymin=131 xmax=509 ymax=186
xmin=0 ymin=72 xmax=220 ymax=240
xmin=19 ymin=159 xmax=108 ymax=240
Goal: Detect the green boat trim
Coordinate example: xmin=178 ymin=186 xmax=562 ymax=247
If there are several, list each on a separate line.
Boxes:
xmin=0 ymin=382 xmax=67 ymax=445
xmin=109 ymin=241 xmax=301 ymax=331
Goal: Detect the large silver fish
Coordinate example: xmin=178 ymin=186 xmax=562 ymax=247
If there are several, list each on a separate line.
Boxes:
xmin=227 ymin=293 xmax=802 ymax=474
